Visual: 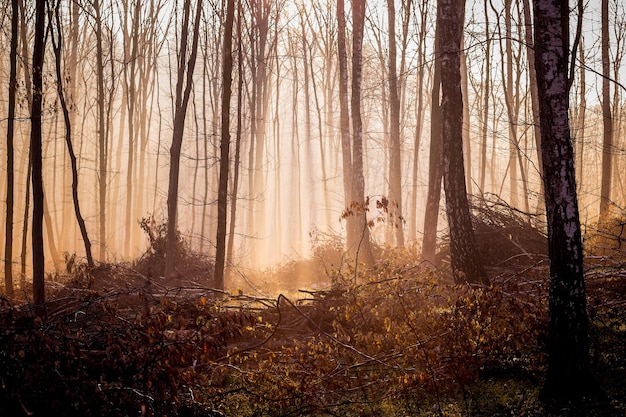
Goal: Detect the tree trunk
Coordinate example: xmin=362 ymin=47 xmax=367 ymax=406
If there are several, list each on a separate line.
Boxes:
xmin=522 ymin=0 xmax=544 ymax=211
xmin=533 ymin=0 xmax=592 ymax=401
xmin=351 ymin=0 xmax=374 ymax=267
xmin=214 ymin=0 xmax=235 ymax=291
xmin=337 ymin=0 xmax=357 ymax=252
xmin=164 ymin=0 xmax=203 ymax=280
xmin=50 ymin=0 xmax=93 ymax=267
xmin=479 ymin=0 xmax=491 ymax=194
xmin=31 ymin=0 xmax=46 ymax=315
xmin=439 ymin=0 xmax=486 ymax=284
xmin=226 ymin=1 xmax=244 ymax=279
xmin=4 ymin=0 xmax=18 ymax=297
xmin=409 ymin=0 xmax=428 ymax=244
xmin=421 ymin=25 xmax=443 ymax=266
xmin=94 ymin=0 xmax=108 ymax=261
xmin=600 ymin=0 xmax=613 ymax=221
xmin=387 ymin=0 xmax=405 ymax=248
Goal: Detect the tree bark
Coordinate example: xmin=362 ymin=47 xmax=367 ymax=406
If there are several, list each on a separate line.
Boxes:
xmin=351 ymin=0 xmax=374 ymax=267
xmin=226 ymin=1 xmax=244 ymax=279
xmin=409 ymin=0 xmax=428 ymax=244
xmin=4 ymin=0 xmax=18 ymax=297
xmin=533 ymin=0 xmax=592 ymax=401
xmin=337 ymin=0 xmax=357 ymax=252
xmin=522 ymin=0 xmax=544 ymax=210
xmin=164 ymin=0 xmax=203 ymax=280
xmin=50 ymin=0 xmax=93 ymax=267
xmin=387 ymin=0 xmax=405 ymax=248
xmin=214 ymin=0 xmax=235 ymax=291
xmin=439 ymin=0 xmax=486 ymax=284
xmin=94 ymin=0 xmax=108 ymax=261
xmin=32 ymin=0 xmax=47 ymax=316
xmin=599 ymin=0 xmax=613 ymax=221
xmin=421 ymin=24 xmax=443 ymax=266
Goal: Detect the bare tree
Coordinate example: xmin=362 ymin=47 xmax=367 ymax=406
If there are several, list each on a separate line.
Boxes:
xmin=351 ymin=0 xmax=374 ymax=266
xmin=214 ymin=0 xmax=236 ymax=291
xmin=164 ymin=0 xmax=203 ymax=280
xmin=439 ymin=0 xmax=486 ymax=284
xmin=421 ymin=20 xmax=442 ymax=266
xmin=49 ymin=0 xmax=93 ymax=267
xmin=600 ymin=0 xmax=613 ymax=221
xmin=31 ymin=0 xmax=46 ymax=315
xmin=4 ymin=0 xmax=19 ymax=297
xmin=387 ymin=0 xmax=405 ymax=248
xmin=533 ymin=0 xmax=591 ymax=401
xmin=92 ymin=0 xmax=108 ymax=261
xmin=408 ymin=0 xmax=429 ymax=244
xmin=337 ymin=0 xmax=357 ymax=253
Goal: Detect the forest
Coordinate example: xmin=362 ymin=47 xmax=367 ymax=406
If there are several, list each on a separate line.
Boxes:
xmin=1 ymin=0 xmax=626 ymax=415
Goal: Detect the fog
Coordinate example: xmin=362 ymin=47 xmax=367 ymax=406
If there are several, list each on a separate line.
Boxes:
xmin=0 ymin=0 xmax=624 ymax=286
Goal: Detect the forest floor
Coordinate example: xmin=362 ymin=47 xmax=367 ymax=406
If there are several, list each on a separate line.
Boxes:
xmin=1 ymin=206 xmax=626 ymax=416
xmin=1 ymin=251 xmax=625 ymax=417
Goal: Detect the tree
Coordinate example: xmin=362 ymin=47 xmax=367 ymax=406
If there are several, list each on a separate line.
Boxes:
xmin=420 ymin=16 xmax=442 ymax=266
xmin=351 ymin=0 xmax=374 ymax=266
xmin=387 ymin=0 xmax=405 ymax=248
xmin=226 ymin=0 xmax=245 ymax=279
xmin=600 ymin=0 xmax=613 ymax=222
xmin=164 ymin=0 xmax=203 ymax=280
xmin=214 ymin=0 xmax=236 ymax=291
xmin=50 ymin=0 xmax=93 ymax=267
xmin=408 ymin=0 xmax=429 ymax=244
xmin=438 ymin=0 xmax=486 ymax=284
xmin=337 ymin=0 xmax=357 ymax=253
xmin=4 ymin=0 xmax=19 ymax=298
xmin=532 ymin=0 xmax=592 ymax=401
xmin=93 ymin=0 xmax=108 ymax=260
xmin=31 ymin=0 xmax=47 ymax=315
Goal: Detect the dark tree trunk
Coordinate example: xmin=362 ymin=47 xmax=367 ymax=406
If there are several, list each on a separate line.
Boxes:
xmin=4 ymin=0 xmax=18 ymax=297
xmin=214 ymin=0 xmax=235 ymax=291
xmin=351 ymin=0 xmax=374 ymax=266
xmin=226 ymin=1 xmax=244 ymax=280
xmin=337 ymin=0 xmax=357 ymax=252
xmin=439 ymin=0 xmax=486 ymax=284
xmin=387 ymin=0 xmax=404 ymax=248
xmin=421 ymin=24 xmax=442 ymax=266
xmin=533 ymin=0 xmax=592 ymax=402
xmin=94 ymin=0 xmax=107 ymax=261
xmin=599 ymin=0 xmax=613 ymax=221
xmin=50 ymin=0 xmax=93 ymax=267
xmin=165 ymin=0 xmax=203 ymax=280
xmin=32 ymin=0 xmax=47 ymax=316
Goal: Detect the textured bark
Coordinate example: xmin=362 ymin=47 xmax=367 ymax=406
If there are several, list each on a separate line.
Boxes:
xmin=94 ymin=0 xmax=107 ymax=261
xmin=421 ymin=25 xmax=442 ymax=266
xmin=533 ymin=0 xmax=591 ymax=401
xmin=478 ymin=0 xmax=491 ymax=194
xmin=408 ymin=0 xmax=428 ymax=244
xmin=599 ymin=0 xmax=613 ymax=221
xmin=31 ymin=0 xmax=46 ymax=315
xmin=351 ymin=0 xmax=374 ymax=266
xmin=50 ymin=0 xmax=93 ymax=267
xmin=337 ymin=0 xmax=357 ymax=251
xmin=226 ymin=2 xmax=244 ymax=279
xmin=386 ymin=0 xmax=405 ymax=248
xmin=214 ymin=0 xmax=235 ymax=291
xmin=164 ymin=0 xmax=203 ymax=280
xmin=439 ymin=0 xmax=486 ymax=284
xmin=522 ymin=0 xmax=544 ymax=208
xmin=4 ymin=0 xmax=18 ymax=297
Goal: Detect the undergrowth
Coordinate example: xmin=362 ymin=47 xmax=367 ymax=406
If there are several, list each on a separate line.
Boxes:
xmin=1 ymin=245 xmax=624 ymax=416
